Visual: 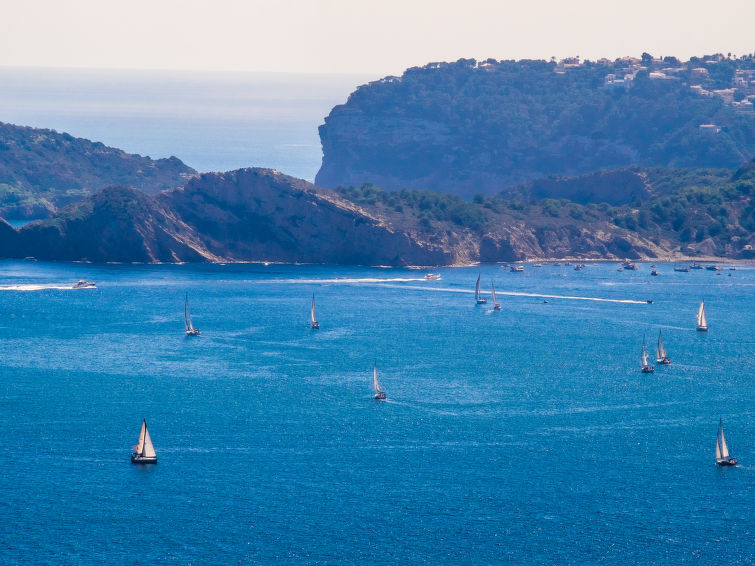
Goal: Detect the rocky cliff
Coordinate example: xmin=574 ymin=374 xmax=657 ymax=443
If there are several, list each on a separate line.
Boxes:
xmin=316 ymin=58 xmax=755 ymax=198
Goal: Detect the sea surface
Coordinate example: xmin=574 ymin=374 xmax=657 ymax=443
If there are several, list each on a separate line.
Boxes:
xmin=0 ymin=67 xmax=372 ymax=181
xmin=1 ymin=260 xmax=754 ymax=564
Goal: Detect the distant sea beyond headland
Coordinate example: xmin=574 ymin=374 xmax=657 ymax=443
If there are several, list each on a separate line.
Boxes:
xmin=0 ymin=67 xmax=372 ymax=181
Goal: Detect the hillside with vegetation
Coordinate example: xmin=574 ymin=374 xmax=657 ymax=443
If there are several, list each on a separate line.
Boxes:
xmin=3 ymin=162 xmax=752 ymax=264
xmin=0 ymin=121 xmax=197 ymax=218
xmin=317 ymin=54 xmax=755 ymax=199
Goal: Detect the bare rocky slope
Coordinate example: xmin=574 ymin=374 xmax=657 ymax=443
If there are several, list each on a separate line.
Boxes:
xmin=2 ymin=167 xmax=694 ymax=265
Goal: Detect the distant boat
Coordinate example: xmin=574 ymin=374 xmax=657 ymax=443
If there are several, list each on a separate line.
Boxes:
xmin=574 ymin=264 xmax=584 ymax=271
xmin=184 ymin=293 xmax=200 ymax=336
xmin=373 ymin=363 xmax=386 ymax=400
xmin=674 ymin=265 xmax=689 ymax=272
xmin=690 ymin=262 xmax=703 ymax=270
xmin=656 ymin=330 xmax=671 ymax=364
xmin=131 ymin=419 xmax=158 ymax=464
xmin=716 ymin=419 xmax=738 ymax=466
xmin=491 ymin=283 xmax=501 ymax=311
xmin=475 ymin=274 xmax=487 ymax=304
xmin=310 ymin=294 xmax=320 ymax=329
xmin=72 ymin=280 xmax=96 ymax=289
xmin=696 ymin=300 xmax=708 ymax=332
xmin=641 ymin=335 xmax=655 ymax=373
xmin=424 ymin=273 xmax=441 ymax=280
xmin=706 ymin=265 xmax=722 ymax=271
xmin=510 ymin=265 xmax=524 ymax=272
xmin=651 ymin=268 xmax=658 ymax=276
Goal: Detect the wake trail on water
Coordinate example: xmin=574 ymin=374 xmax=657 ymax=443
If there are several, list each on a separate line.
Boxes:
xmin=254 ymin=278 xmax=648 ymax=304
xmin=380 ymin=284 xmax=650 ymax=305
xmin=0 ymin=284 xmax=83 ymax=291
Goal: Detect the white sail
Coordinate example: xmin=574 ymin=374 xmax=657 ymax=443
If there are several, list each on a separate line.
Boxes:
xmin=311 ymin=295 xmax=317 ymax=324
xmin=185 ymin=295 xmax=194 ymax=332
xmin=491 ymin=284 xmax=498 ymax=306
xmin=641 ymin=344 xmax=649 ymax=367
xmin=718 ymin=421 xmax=730 ymax=459
xmin=136 ymin=419 xmax=146 ymax=455
xmin=475 ymin=274 xmax=481 ymax=301
xmin=142 ymin=424 xmax=157 ymax=459
xmin=657 ymin=331 xmax=666 ymax=360
xmin=697 ymin=301 xmax=707 ymax=329
xmin=373 ymin=364 xmax=381 ymax=394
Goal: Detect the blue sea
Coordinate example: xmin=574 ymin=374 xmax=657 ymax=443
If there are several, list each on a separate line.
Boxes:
xmin=0 ymin=67 xmax=372 ymax=182
xmin=1 ymin=260 xmax=754 ymax=564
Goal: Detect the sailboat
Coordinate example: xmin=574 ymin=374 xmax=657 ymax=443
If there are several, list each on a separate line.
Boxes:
xmin=656 ymin=330 xmax=671 ymax=364
xmin=373 ymin=362 xmax=386 ymax=400
xmin=716 ymin=419 xmax=738 ymax=466
xmin=696 ymin=300 xmax=708 ymax=332
xmin=475 ymin=274 xmax=488 ymax=305
xmin=475 ymin=274 xmax=487 ymax=304
xmin=640 ymin=335 xmax=655 ymax=373
xmin=310 ymin=294 xmax=320 ymax=329
xmin=131 ymin=419 xmax=158 ymax=464
xmin=184 ymin=294 xmax=200 ymax=336
xmin=491 ymin=283 xmax=501 ymax=311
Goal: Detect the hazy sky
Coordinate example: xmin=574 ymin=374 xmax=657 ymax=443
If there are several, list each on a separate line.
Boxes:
xmin=2 ymin=0 xmax=754 ymax=76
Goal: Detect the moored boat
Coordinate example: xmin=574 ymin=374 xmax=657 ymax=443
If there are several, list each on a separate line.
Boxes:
xmin=673 ymin=265 xmax=689 ymax=272
xmin=716 ymin=419 xmax=738 ymax=466
xmin=131 ymin=419 xmax=158 ymax=464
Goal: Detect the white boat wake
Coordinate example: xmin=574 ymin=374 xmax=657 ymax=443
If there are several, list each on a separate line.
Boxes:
xmin=0 ymin=284 xmax=82 ymax=291
xmin=380 ymin=284 xmax=651 ymax=304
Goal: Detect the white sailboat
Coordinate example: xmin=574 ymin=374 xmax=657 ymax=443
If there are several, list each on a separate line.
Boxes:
xmin=696 ymin=300 xmax=708 ymax=331
xmin=131 ymin=419 xmax=158 ymax=464
xmin=716 ymin=419 xmax=737 ymax=466
xmin=475 ymin=274 xmax=487 ymax=304
xmin=310 ymin=294 xmax=320 ymax=329
xmin=184 ymin=294 xmax=200 ymax=336
xmin=656 ymin=330 xmax=671 ymax=364
xmin=373 ymin=362 xmax=386 ymax=400
xmin=491 ymin=283 xmax=501 ymax=311
xmin=641 ymin=335 xmax=654 ymax=373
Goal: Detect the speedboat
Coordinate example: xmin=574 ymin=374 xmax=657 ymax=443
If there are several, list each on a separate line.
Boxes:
xmin=424 ymin=273 xmax=441 ymax=280
xmin=72 ymin=280 xmax=97 ymax=289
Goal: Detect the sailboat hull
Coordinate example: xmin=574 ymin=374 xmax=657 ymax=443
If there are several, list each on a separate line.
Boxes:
xmin=716 ymin=458 xmax=738 ymax=467
xmin=656 ymin=358 xmax=671 ymax=364
xmin=311 ymin=322 xmax=319 ymax=329
xmin=131 ymin=454 xmax=158 ymax=464
xmin=641 ymin=367 xmax=655 ymax=373
xmin=696 ymin=326 xmax=708 ymax=332
xmin=373 ymin=392 xmax=386 ymax=400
